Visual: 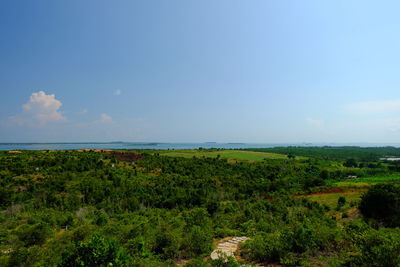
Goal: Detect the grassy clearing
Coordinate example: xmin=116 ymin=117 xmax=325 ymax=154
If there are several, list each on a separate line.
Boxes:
xmin=304 ymin=190 xmax=365 ymax=206
xmin=328 ymin=175 xmax=400 ymax=187
xmin=300 ymin=176 xmax=400 ymax=220
xmin=303 ymin=175 xmax=400 ymax=207
xmin=299 ymin=188 xmax=367 ymax=221
xmin=156 ymin=149 xmax=290 ymax=161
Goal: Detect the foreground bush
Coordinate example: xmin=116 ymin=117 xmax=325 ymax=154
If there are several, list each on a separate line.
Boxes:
xmin=345 ymin=224 xmax=400 ymax=267
xmin=241 ymin=217 xmax=339 ymax=265
xmin=59 ymin=235 xmax=129 ymax=267
xmin=359 ymin=183 xmax=400 ymax=227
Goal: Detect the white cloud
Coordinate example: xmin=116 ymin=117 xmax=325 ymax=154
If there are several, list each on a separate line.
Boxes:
xmin=306 ymin=118 xmax=324 ymax=128
xmin=99 ymin=113 xmax=113 ymax=123
xmin=377 ymin=117 xmax=400 ymax=133
xmin=114 ymin=89 xmax=122 ymax=96
xmin=14 ymin=91 xmax=66 ymax=125
xmin=77 ymin=109 xmax=88 ymax=115
xmin=347 ymin=99 xmax=400 ymax=114
xmin=8 ymin=115 xmax=25 ymax=126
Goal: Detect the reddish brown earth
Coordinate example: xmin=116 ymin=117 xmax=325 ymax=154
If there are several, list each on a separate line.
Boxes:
xmin=108 ymin=151 xmax=145 ymax=162
xmin=8 ymin=150 xmax=22 ymax=153
xmin=296 ymin=186 xmax=344 ymax=198
xmin=313 ymin=186 xmax=344 ymax=194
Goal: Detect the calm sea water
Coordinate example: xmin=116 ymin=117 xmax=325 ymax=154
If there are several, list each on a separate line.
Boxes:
xmin=1 ymin=142 xmax=400 ymax=151
xmin=0 ymin=142 xmax=276 ymax=151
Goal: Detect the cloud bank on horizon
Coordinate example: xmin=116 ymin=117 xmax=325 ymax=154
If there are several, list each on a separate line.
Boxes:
xmin=2 ymin=90 xmax=400 ymax=143
xmin=347 ymin=100 xmax=400 ymax=114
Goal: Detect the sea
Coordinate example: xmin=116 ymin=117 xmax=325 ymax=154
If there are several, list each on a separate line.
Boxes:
xmin=1 ymin=142 xmax=400 ymax=151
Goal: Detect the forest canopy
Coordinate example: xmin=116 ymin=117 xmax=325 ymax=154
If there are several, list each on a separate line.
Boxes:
xmin=0 ymin=148 xmax=400 ymax=266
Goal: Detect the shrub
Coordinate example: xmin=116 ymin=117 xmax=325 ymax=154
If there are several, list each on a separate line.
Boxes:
xmin=338 ymin=196 xmax=346 ymax=207
xmin=320 ymin=169 xmax=330 ymax=179
xmin=208 ymin=251 xmax=241 ymax=267
xmin=302 ymin=177 xmax=325 ymax=190
xmin=241 ymin=232 xmax=288 ymax=263
xmin=59 ymin=234 xmax=129 ymax=267
xmin=344 ymin=159 xmax=358 ymax=168
xmin=336 ymin=196 xmax=346 ymax=210
xmin=152 ymin=227 xmax=181 ymax=259
xmin=359 ymin=184 xmax=400 ymax=227
xmin=185 ymin=257 xmax=209 ymax=267
xmin=345 ymin=228 xmax=400 ymax=267
xmin=182 ymin=225 xmax=212 ymax=257
xmin=18 ymin=223 xmax=51 ymax=247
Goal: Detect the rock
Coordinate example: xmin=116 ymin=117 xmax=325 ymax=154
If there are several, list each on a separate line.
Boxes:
xmin=210 ymin=236 xmax=249 ymax=260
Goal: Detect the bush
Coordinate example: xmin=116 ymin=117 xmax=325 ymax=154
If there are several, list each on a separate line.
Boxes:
xmin=242 ymin=219 xmax=338 ymax=265
xmin=320 ymin=169 xmax=330 ymax=179
xmin=303 ymin=177 xmax=325 ymax=190
xmin=337 ymin=196 xmax=346 ymax=211
xmin=338 ymin=196 xmax=346 ymax=206
xmin=208 ymin=252 xmax=241 ymax=267
xmin=126 ymin=236 xmax=152 ymax=258
xmin=59 ymin=235 xmax=129 ymax=267
xmin=359 ymin=184 xmax=400 ymax=227
xmin=344 ymin=159 xmax=358 ymax=168
xmin=18 ymin=223 xmax=51 ymax=247
xmin=182 ymin=226 xmax=212 ymax=257
xmin=6 ymin=246 xmax=41 ymax=267
xmin=241 ymin=232 xmax=288 ymax=263
xmin=185 ymin=257 xmax=209 ymax=267
xmin=152 ymin=226 xmax=181 ymax=259
xmin=345 ymin=228 xmax=400 ymax=267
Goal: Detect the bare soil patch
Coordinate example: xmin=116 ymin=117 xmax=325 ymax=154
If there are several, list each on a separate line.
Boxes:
xmin=108 ymin=151 xmax=145 ymax=162
xmin=296 ymin=186 xmax=344 ymax=198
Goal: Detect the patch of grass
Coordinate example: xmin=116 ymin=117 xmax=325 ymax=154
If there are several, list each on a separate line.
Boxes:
xmin=156 ymin=149 xmax=290 ymax=161
xmin=304 ymin=191 xmax=364 ymax=207
xmin=299 ymin=175 xmax=400 ymax=221
xmin=303 ymin=176 xmax=400 ymax=210
xmin=299 ymin=189 xmax=366 ymax=221
xmin=328 ymin=176 xmax=400 ymax=187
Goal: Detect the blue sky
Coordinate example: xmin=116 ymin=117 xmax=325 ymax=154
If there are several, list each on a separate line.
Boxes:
xmin=1 ymin=0 xmax=400 ymax=143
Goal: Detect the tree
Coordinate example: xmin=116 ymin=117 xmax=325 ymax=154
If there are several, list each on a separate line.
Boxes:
xmin=18 ymin=223 xmax=51 ymax=247
xmin=320 ymin=169 xmax=330 ymax=179
xmin=359 ymin=184 xmax=400 ymax=227
xmin=345 ymin=228 xmax=400 ymax=267
xmin=344 ymin=158 xmax=358 ymax=168
xmin=59 ymin=235 xmax=129 ymax=267
xmin=337 ymin=196 xmax=346 ymax=210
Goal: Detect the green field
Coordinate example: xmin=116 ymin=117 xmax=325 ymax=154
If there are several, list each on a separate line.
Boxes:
xmin=302 ymin=190 xmax=365 ymax=205
xmin=329 ymin=175 xmax=400 ymax=187
xmin=156 ymin=149 xmax=291 ymax=161
xmin=299 ymin=175 xmax=400 ymax=213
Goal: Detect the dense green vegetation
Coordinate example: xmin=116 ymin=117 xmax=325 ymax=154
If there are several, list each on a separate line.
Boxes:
xmin=1 ymin=148 xmax=400 ymax=266
xmin=154 ymin=149 xmax=290 ymax=161
xmin=245 ymin=146 xmax=400 ymax=160
xmin=359 ymin=183 xmax=400 ymax=227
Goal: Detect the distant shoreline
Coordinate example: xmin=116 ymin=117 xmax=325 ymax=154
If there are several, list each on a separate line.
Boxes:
xmin=1 ymin=142 xmax=400 ymax=151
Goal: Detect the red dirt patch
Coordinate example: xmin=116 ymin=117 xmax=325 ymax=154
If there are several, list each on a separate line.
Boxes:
xmin=8 ymin=150 xmax=22 ymax=154
xmin=108 ymin=151 xmax=145 ymax=162
xmin=345 ymin=206 xmax=361 ymax=220
xmin=296 ymin=186 xmax=344 ymax=197
xmin=77 ymin=149 xmax=113 ymax=152
xmin=314 ymin=186 xmax=344 ymax=194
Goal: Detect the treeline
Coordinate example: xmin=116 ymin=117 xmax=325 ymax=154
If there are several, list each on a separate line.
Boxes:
xmin=244 ymin=146 xmax=400 ymax=160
